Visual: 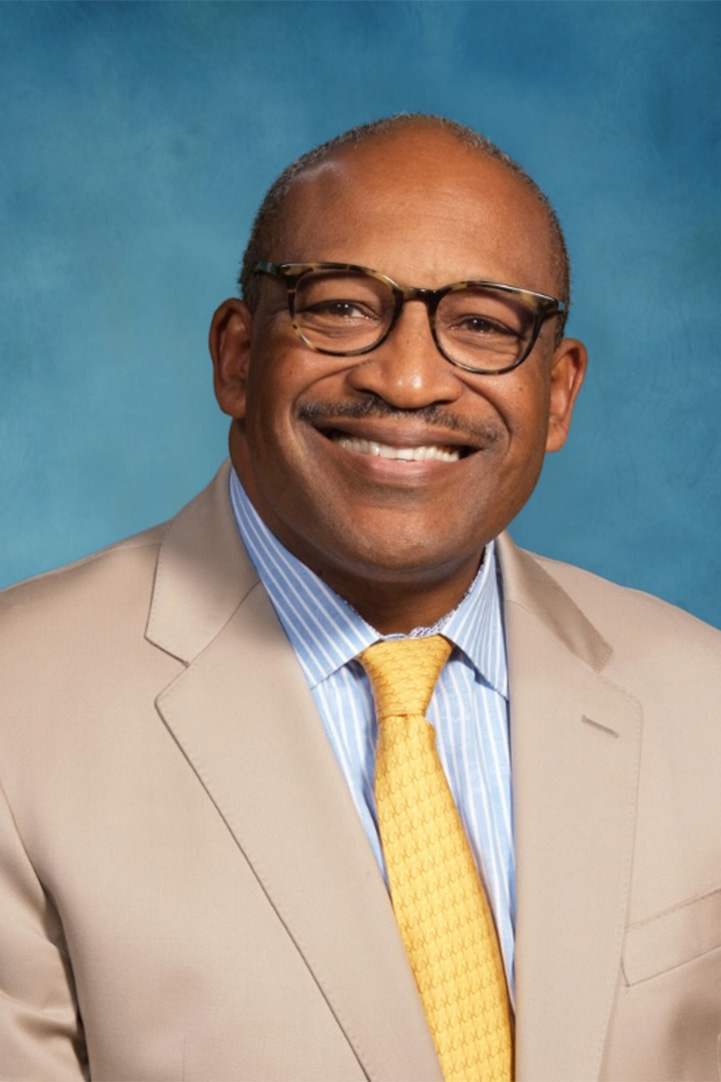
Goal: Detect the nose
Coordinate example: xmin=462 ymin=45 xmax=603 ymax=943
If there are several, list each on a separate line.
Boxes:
xmin=345 ymin=300 xmax=463 ymax=409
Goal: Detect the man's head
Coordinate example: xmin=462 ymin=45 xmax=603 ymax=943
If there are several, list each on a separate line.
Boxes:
xmin=238 ymin=115 xmax=571 ymax=331
xmin=210 ymin=115 xmax=587 ymax=631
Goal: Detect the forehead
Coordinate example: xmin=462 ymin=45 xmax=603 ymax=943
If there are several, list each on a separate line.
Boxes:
xmin=273 ymin=129 xmax=559 ymax=295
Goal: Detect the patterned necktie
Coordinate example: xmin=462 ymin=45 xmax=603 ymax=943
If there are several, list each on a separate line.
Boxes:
xmin=359 ymin=635 xmax=513 ymax=1082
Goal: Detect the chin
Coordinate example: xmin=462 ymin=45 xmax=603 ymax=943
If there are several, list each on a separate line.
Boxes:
xmin=330 ymin=535 xmax=480 ymax=586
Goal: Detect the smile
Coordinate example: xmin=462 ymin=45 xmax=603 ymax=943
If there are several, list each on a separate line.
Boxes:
xmin=330 ymin=434 xmax=463 ymax=462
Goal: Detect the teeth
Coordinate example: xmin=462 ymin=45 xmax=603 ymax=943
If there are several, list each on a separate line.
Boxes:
xmin=334 ymin=435 xmax=462 ymax=462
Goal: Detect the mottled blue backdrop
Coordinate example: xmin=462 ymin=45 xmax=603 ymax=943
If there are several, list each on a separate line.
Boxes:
xmin=1 ymin=1 xmax=720 ymax=627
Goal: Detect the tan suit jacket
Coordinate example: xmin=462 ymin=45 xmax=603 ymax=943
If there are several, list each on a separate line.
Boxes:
xmin=1 ymin=461 xmax=720 ymax=1082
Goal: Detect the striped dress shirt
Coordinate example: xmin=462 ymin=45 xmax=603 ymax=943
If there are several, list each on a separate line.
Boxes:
xmin=229 ymin=468 xmax=516 ymax=997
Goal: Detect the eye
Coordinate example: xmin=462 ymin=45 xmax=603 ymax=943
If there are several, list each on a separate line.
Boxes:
xmin=300 ymin=299 xmax=376 ymax=320
xmin=439 ymin=286 xmax=533 ymax=343
xmin=450 ymin=314 xmax=518 ymax=338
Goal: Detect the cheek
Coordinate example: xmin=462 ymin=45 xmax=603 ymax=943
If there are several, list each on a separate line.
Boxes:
xmin=246 ymin=351 xmax=360 ymax=451
xmin=494 ymin=364 xmax=551 ymax=441
xmin=464 ymin=372 xmax=551 ymax=506
xmin=244 ymin=351 xmax=300 ymax=434
xmin=242 ymin=355 xmax=330 ymax=480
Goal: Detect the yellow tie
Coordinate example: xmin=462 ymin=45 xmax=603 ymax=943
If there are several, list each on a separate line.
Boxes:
xmin=359 ymin=635 xmax=513 ymax=1082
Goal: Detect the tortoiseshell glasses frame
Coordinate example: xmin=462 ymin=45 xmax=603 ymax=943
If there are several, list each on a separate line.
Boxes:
xmin=253 ymin=260 xmax=566 ymax=375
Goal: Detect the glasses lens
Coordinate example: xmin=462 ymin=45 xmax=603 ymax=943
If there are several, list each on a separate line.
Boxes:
xmin=293 ymin=270 xmax=394 ymax=353
xmin=437 ymin=286 xmax=538 ymax=371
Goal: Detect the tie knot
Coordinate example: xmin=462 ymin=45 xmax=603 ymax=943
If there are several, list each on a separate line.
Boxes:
xmin=359 ymin=635 xmax=452 ymax=719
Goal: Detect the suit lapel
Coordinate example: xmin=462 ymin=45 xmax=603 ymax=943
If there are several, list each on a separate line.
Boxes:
xmin=498 ymin=536 xmax=642 ymax=1081
xmin=147 ymin=464 xmax=442 ymax=1082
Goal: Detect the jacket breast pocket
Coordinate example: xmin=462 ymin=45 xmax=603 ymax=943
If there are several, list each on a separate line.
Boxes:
xmin=623 ymin=885 xmax=721 ymax=985
xmin=600 ymin=888 xmax=721 ymax=1080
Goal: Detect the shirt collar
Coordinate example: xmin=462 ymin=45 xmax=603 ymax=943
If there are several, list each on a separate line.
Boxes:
xmin=229 ymin=468 xmax=507 ymax=698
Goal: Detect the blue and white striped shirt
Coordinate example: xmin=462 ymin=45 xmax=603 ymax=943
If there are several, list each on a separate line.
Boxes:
xmin=229 ymin=468 xmax=516 ymax=996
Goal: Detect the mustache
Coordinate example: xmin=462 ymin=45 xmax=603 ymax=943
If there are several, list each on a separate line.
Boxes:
xmin=298 ymin=397 xmax=501 ymax=446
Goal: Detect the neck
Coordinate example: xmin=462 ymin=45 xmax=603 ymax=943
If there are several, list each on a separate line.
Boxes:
xmin=315 ymin=559 xmax=482 ymax=635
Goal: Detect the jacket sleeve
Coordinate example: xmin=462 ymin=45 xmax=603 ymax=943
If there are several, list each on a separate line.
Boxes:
xmin=0 ymin=774 xmax=88 ymax=1081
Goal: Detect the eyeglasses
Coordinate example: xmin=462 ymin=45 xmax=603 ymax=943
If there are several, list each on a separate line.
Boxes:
xmin=253 ymin=261 xmax=565 ymax=375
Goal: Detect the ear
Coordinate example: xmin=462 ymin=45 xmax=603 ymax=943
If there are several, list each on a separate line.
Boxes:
xmin=209 ymin=298 xmax=253 ymax=419
xmin=545 ymin=337 xmax=588 ymax=453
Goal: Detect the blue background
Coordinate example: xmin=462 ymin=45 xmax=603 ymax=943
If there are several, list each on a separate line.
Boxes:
xmin=1 ymin=1 xmax=720 ymax=628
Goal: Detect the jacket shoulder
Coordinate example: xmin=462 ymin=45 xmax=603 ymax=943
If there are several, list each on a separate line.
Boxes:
xmin=523 ymin=547 xmax=721 ymax=665
xmin=0 ymin=522 xmax=168 ymax=642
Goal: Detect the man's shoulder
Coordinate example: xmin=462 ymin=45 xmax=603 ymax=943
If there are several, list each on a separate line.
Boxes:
xmin=0 ymin=462 xmax=247 ymax=673
xmin=504 ymin=545 xmax=721 ymax=738
xmin=519 ymin=544 xmax=721 ymax=665
xmin=0 ymin=463 xmax=235 ymax=629
xmin=0 ymin=522 xmax=168 ymax=624
xmin=0 ymin=525 xmax=174 ymax=692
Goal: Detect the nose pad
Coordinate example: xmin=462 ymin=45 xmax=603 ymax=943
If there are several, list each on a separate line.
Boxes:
xmin=346 ymin=302 xmax=462 ymax=409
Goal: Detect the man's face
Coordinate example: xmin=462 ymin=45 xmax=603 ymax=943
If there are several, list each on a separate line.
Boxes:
xmin=211 ymin=128 xmax=586 ymax=622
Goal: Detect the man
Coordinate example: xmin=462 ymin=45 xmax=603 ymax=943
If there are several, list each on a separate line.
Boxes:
xmin=1 ymin=115 xmax=719 ymax=1082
